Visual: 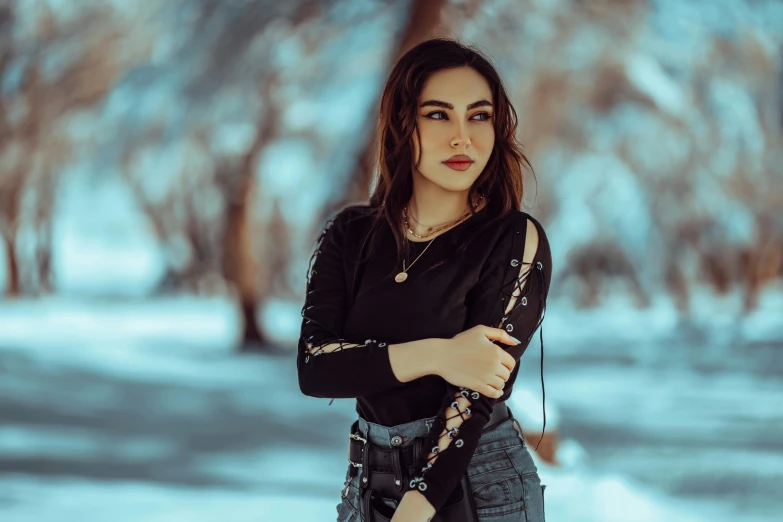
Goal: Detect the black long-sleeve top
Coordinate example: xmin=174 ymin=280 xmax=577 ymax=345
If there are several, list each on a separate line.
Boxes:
xmin=297 ymin=203 xmax=552 ymax=513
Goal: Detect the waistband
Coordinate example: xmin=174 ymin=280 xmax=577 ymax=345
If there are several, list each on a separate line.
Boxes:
xmin=355 ymin=401 xmax=512 ymax=449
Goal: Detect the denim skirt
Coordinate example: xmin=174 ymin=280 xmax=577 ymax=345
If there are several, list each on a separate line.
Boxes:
xmin=336 ymin=407 xmax=546 ymax=522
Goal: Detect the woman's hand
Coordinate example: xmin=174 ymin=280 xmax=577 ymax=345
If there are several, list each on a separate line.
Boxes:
xmin=390 ymin=490 xmax=436 ymax=522
xmin=434 ymin=325 xmax=520 ymax=398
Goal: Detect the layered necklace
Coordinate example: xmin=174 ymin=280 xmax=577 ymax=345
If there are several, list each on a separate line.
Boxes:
xmin=394 ymin=196 xmax=484 ymax=283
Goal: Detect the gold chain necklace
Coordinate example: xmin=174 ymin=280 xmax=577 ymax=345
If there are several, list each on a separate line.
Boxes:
xmin=394 ymin=237 xmax=436 ymax=283
xmin=395 ymin=197 xmax=485 ymax=283
xmin=404 ymin=196 xmax=483 ymax=239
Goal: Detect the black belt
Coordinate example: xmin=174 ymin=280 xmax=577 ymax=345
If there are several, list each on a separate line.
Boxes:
xmin=347 ymin=401 xmax=511 ymax=487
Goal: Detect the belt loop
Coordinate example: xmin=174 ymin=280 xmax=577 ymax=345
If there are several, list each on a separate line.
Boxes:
xmin=348 ymin=420 xmax=365 ymax=479
xmin=412 ymin=437 xmax=422 ymax=464
xmin=390 ymin=447 xmax=404 ymax=492
xmin=360 ymin=434 xmax=372 ymax=491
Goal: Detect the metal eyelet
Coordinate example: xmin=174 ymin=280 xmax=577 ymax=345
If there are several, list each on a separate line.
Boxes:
xmin=432 ymin=446 xmax=439 ymax=454
xmin=464 ymin=407 xmax=471 ymax=415
xmin=471 ymin=392 xmax=480 ymax=400
xmin=378 ymin=342 xmax=386 ymax=347
xmin=305 ymin=356 xmax=309 ymax=363
xmin=460 ymin=390 xmax=470 ymax=398
xmin=395 ymin=479 xmax=401 ymax=486
xmin=418 ymin=482 xmax=427 ymax=491
xmin=510 ymin=259 xmax=519 ymax=267
xmin=521 ymin=296 xmax=527 ymax=306
xmin=536 ymin=261 xmax=543 ymax=270
xmin=506 ymin=324 xmax=514 ymax=332
xmin=451 ymin=401 xmax=459 ymax=410
xmin=455 ymin=439 xmax=464 ymax=448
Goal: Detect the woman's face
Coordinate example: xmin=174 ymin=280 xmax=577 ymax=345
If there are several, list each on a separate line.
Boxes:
xmin=412 ymin=66 xmax=495 ymax=193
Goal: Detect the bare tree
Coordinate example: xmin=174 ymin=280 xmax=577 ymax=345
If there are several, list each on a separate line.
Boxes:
xmin=344 ymin=0 xmax=449 ymax=207
xmin=0 ymin=4 xmax=127 ymax=297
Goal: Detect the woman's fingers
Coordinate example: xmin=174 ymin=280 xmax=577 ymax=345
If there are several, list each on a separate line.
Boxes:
xmin=500 ymin=350 xmax=516 ymax=372
xmin=496 ymin=364 xmax=512 ymax=382
xmin=482 ymin=326 xmax=519 ymax=346
xmin=479 ymin=376 xmax=505 ymax=399
xmin=489 ymin=375 xmax=506 ymax=391
xmin=483 ymin=384 xmax=504 ymax=399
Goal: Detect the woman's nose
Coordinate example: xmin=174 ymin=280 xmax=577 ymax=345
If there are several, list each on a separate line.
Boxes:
xmin=451 ymin=128 xmax=471 ymax=147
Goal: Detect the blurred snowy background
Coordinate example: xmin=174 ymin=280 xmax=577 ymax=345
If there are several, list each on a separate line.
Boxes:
xmin=0 ymin=0 xmax=782 ymax=521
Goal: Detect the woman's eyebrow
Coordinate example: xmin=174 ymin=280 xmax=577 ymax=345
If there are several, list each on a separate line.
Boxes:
xmin=420 ymin=99 xmax=493 ymax=110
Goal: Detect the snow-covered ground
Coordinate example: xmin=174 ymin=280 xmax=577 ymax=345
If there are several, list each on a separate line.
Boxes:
xmin=0 ymin=294 xmax=780 ymax=522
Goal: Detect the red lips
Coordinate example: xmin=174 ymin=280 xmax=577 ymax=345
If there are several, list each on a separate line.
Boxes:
xmin=444 ymin=154 xmax=473 ymax=164
xmin=443 ymin=155 xmax=474 ymax=171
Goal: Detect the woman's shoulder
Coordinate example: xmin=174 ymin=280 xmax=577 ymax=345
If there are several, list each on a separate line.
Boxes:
xmin=486 ymin=210 xmax=551 ymax=264
xmin=486 ymin=209 xmax=548 ymax=240
xmin=506 ymin=210 xmax=552 ymax=271
xmin=332 ymin=203 xmax=378 ymax=228
xmin=320 ymin=203 xmax=380 ymax=242
xmin=503 ymin=208 xmax=544 ymax=227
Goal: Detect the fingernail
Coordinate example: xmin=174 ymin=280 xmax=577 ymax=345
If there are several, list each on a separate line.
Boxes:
xmin=510 ymin=336 xmax=521 ymax=344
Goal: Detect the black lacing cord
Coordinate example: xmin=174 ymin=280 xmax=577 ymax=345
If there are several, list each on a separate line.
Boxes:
xmin=533 ymin=263 xmax=548 ymax=452
xmin=301 ymin=216 xmax=389 ymax=407
xmin=418 ymin=391 xmax=474 ymax=470
xmin=300 ymin=217 xmax=347 ymax=407
xmin=495 ymin=222 xmax=549 ymax=452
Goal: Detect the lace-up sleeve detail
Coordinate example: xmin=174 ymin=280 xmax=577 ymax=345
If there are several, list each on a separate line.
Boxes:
xmin=298 ymin=208 xmax=405 ymax=399
xmin=405 ymin=212 xmax=552 ymax=512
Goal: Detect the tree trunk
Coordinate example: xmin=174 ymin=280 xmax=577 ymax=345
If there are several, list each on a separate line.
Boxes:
xmin=227 ymin=77 xmax=278 ymax=351
xmin=2 ymin=232 xmax=19 ymax=298
xmin=347 ymin=0 xmax=448 ymax=202
xmin=222 ymin=171 xmax=265 ymax=346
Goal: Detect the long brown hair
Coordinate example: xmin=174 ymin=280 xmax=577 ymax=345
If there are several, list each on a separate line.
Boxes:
xmin=351 ymin=37 xmax=536 ymax=291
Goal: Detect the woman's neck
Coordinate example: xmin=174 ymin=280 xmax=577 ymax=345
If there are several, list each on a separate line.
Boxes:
xmin=407 ymin=192 xmax=483 ymax=229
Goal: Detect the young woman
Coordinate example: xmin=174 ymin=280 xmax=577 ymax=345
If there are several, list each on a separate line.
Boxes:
xmin=298 ymin=38 xmax=551 ymax=522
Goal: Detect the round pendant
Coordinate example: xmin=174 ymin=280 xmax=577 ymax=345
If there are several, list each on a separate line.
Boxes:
xmin=394 ymin=272 xmax=408 ymax=283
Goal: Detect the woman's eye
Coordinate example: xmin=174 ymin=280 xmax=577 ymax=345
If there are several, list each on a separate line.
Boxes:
xmin=426 ymin=111 xmax=448 ymax=120
xmin=424 ymin=111 xmax=492 ymax=121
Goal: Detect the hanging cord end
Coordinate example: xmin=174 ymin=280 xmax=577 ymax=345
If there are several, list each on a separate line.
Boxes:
xmin=533 ymin=263 xmax=548 ymax=453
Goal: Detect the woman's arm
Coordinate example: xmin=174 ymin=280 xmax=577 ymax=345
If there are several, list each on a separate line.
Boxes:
xmin=298 ymin=337 xmax=448 ymax=398
xmin=391 ymin=490 xmax=436 ymax=522
xmin=388 ymin=337 xmax=449 ymax=383
xmin=400 ymin=213 xmax=552 ymax=516
xmin=299 ymin=207 xmax=449 ymax=398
